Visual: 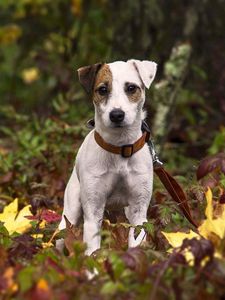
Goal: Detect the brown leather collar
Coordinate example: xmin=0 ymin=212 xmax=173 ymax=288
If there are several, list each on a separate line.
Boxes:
xmin=94 ymin=130 xmax=150 ymax=158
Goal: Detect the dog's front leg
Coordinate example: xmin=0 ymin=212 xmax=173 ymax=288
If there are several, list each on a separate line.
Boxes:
xmin=125 ymin=174 xmax=152 ymax=248
xmin=83 ymin=216 xmax=103 ymax=256
xmin=81 ymin=187 xmax=106 ymax=256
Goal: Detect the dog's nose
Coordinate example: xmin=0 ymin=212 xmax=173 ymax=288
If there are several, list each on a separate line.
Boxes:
xmin=109 ymin=109 xmax=125 ymax=123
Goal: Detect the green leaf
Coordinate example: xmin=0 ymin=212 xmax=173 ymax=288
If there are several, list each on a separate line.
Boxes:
xmin=18 ymin=266 xmax=36 ymax=292
xmin=0 ymin=222 xmax=11 ymax=248
xmin=101 ymin=281 xmax=125 ymax=296
xmin=143 ymin=221 xmax=155 ymax=235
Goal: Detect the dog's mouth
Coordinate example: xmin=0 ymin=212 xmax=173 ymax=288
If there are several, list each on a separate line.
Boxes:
xmin=110 ymin=122 xmax=126 ymax=128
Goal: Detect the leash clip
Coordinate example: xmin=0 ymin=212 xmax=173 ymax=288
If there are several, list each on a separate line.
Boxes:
xmin=148 ymin=139 xmax=163 ymax=167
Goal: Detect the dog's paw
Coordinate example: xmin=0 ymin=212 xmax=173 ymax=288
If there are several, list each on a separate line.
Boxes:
xmin=85 ymin=268 xmax=99 ymax=280
xmin=55 ymin=238 xmax=64 ymax=252
xmin=128 ymin=228 xmax=147 ymax=248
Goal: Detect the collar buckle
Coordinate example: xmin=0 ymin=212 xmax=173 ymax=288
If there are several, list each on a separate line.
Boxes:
xmin=121 ymin=144 xmax=134 ymax=158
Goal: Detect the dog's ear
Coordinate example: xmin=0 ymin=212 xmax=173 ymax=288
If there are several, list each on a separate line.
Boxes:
xmin=77 ymin=63 xmax=102 ymax=94
xmin=128 ymin=59 xmax=157 ymax=89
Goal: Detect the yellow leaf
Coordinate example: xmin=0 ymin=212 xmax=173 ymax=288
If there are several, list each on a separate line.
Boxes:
xmin=162 ymin=230 xmax=199 ymax=265
xmin=71 ymin=0 xmax=82 ymax=16
xmin=0 ymin=25 xmax=22 ymax=45
xmin=161 ymin=230 xmax=199 ymax=248
xmin=21 ymin=67 xmax=39 ymax=84
xmin=199 ymin=187 xmax=225 ymax=240
xmin=199 ymin=218 xmax=225 ymax=240
xmin=32 ymin=234 xmax=43 ymax=239
xmin=0 ymin=199 xmax=33 ymax=234
xmin=42 ymin=242 xmax=54 ymax=249
xmin=39 ymin=220 xmax=46 ymax=229
xmin=162 ymin=188 xmax=225 ymax=260
xmin=37 ymin=278 xmax=49 ymax=291
xmin=0 ymin=199 xmax=18 ymax=222
xmin=205 ymin=187 xmax=213 ymax=220
xmin=2 ymin=267 xmax=18 ymax=294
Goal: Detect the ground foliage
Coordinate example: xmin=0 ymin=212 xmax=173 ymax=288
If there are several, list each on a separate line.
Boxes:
xmin=0 ymin=1 xmax=225 ymax=299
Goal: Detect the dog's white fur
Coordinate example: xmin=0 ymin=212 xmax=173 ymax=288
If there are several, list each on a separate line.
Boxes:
xmin=57 ymin=60 xmax=157 ymax=255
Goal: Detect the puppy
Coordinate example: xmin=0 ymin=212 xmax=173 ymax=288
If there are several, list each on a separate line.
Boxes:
xmin=57 ymin=59 xmax=157 ymax=255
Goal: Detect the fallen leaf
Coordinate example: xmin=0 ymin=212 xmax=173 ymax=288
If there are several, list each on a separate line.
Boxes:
xmin=219 ymin=191 xmax=225 ymax=204
xmin=9 ymin=234 xmax=40 ymax=261
xmin=26 ymin=209 xmax=61 ymax=223
xmin=180 ymin=238 xmax=214 ymax=267
xmin=0 ymin=172 xmax=13 ymax=184
xmin=162 ymin=188 xmax=225 ymax=260
xmin=30 ymin=278 xmax=52 ymax=300
xmin=0 ymin=267 xmax=18 ymax=295
xmin=42 ymin=242 xmax=54 ymax=249
xmin=0 ymin=198 xmax=33 ymax=234
xmin=122 ymin=248 xmax=148 ymax=279
xmin=197 ymin=152 xmax=225 ymax=180
xmin=198 ymin=188 xmax=225 ymax=241
xmin=161 ymin=230 xmax=199 ymax=248
xmin=64 ymin=215 xmax=82 ymax=256
xmin=21 ymin=67 xmax=39 ymax=84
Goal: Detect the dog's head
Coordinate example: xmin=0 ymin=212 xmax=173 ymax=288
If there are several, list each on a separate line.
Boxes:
xmin=77 ymin=60 xmax=157 ymax=128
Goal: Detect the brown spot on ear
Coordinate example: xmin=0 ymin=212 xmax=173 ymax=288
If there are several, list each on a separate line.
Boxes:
xmin=93 ymin=64 xmax=112 ymax=104
xmin=77 ymin=63 xmax=102 ymax=94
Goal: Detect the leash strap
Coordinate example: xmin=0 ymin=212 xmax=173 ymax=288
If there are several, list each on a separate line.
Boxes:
xmin=154 ymin=166 xmax=198 ymax=228
xmin=146 ymin=132 xmax=198 ymax=228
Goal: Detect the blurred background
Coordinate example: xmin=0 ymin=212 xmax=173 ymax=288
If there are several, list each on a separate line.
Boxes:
xmin=0 ymin=0 xmax=224 ymax=202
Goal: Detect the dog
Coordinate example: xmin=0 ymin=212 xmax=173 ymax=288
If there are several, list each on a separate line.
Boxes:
xmin=57 ymin=59 xmax=157 ymax=255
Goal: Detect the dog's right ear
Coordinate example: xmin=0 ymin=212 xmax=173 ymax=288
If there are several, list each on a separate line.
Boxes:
xmin=128 ymin=59 xmax=157 ymax=89
xmin=77 ymin=63 xmax=102 ymax=94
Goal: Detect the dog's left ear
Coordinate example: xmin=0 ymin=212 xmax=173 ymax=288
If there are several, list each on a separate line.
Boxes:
xmin=128 ymin=59 xmax=157 ymax=89
xmin=77 ymin=63 xmax=102 ymax=94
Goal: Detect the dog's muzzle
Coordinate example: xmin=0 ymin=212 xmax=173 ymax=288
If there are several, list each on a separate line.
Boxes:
xmin=109 ymin=109 xmax=125 ymax=124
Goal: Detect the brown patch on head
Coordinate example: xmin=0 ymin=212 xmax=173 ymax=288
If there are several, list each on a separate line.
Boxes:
xmin=93 ymin=64 xmax=112 ymax=104
xmin=124 ymin=82 xmax=142 ymax=103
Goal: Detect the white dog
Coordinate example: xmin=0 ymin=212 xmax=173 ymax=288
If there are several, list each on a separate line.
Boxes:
xmin=57 ymin=59 xmax=157 ymax=255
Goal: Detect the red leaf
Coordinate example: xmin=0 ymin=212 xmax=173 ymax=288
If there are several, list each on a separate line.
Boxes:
xmin=26 ymin=209 xmax=61 ymax=223
xmin=219 ymin=191 xmax=225 ymax=204
xmin=0 ymin=172 xmax=13 ymax=184
xmin=196 ymin=152 xmax=225 ymax=180
xmin=122 ymin=248 xmax=148 ymax=279
xmin=64 ymin=215 xmax=83 ymax=256
xmin=40 ymin=209 xmax=61 ymax=223
xmin=45 ymin=258 xmax=64 ymax=275
xmin=9 ymin=234 xmax=39 ymax=262
xmin=104 ymin=259 xmax=114 ymax=280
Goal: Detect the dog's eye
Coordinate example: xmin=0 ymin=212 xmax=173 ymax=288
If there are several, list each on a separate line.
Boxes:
xmin=126 ymin=84 xmax=137 ymax=93
xmin=98 ymin=86 xmax=108 ymax=96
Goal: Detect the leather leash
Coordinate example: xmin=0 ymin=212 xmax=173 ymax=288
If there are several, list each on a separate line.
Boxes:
xmin=88 ymin=119 xmax=198 ymax=228
xmin=153 ymin=166 xmax=198 ymax=228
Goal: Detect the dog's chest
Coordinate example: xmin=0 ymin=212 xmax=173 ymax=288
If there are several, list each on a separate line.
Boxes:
xmin=106 ymin=174 xmax=129 ymax=208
